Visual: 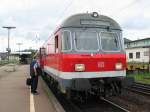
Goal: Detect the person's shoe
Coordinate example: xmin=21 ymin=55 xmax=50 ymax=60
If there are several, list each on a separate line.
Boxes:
xmin=32 ymin=91 xmax=39 ymax=95
xmin=34 ymin=91 xmax=38 ymax=93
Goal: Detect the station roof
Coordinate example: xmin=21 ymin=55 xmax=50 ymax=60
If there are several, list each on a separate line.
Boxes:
xmin=126 ymin=37 xmax=150 ymax=43
xmin=124 ymin=38 xmax=132 ymax=43
xmin=11 ymin=52 xmax=31 ymax=55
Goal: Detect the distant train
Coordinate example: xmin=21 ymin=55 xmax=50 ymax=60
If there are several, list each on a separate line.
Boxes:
xmin=39 ymin=12 xmax=132 ymax=99
xmin=126 ymin=62 xmax=149 ymax=74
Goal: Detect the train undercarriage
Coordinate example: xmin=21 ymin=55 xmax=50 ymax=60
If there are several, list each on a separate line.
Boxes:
xmin=42 ymin=71 xmax=134 ymax=102
xmin=66 ymin=78 xmax=122 ymax=100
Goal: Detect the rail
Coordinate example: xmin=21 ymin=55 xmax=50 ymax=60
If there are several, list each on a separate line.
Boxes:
xmin=126 ymin=82 xmax=150 ymax=96
xmin=100 ymin=97 xmax=130 ymax=112
xmin=41 ymin=75 xmax=131 ymax=112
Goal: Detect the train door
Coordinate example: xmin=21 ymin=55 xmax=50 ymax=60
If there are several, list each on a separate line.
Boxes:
xmin=40 ymin=47 xmax=45 ymax=69
xmin=54 ymin=34 xmax=60 ymax=70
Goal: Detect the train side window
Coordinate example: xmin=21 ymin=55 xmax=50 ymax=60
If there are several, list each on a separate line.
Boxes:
xmin=55 ymin=35 xmax=58 ymax=53
xmin=62 ymin=31 xmax=71 ymax=51
xmin=129 ymin=53 xmax=133 ymax=59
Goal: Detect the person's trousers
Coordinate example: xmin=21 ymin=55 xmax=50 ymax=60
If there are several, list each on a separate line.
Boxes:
xmin=31 ymin=76 xmax=38 ymax=92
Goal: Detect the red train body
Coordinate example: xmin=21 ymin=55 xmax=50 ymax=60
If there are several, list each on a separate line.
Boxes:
xmin=39 ymin=12 xmax=128 ymax=98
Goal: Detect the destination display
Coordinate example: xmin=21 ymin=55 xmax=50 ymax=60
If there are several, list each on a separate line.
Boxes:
xmin=80 ymin=20 xmax=110 ymax=26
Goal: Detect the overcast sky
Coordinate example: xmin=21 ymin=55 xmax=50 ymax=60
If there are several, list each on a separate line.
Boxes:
xmin=0 ymin=0 xmax=150 ymax=52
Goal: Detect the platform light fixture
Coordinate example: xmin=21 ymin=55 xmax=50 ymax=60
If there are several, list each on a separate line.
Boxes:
xmin=2 ymin=26 xmax=16 ymax=61
xmin=16 ymin=43 xmax=23 ymax=55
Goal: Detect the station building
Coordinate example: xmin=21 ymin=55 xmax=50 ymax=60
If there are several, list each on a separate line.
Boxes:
xmin=124 ymin=38 xmax=150 ymax=73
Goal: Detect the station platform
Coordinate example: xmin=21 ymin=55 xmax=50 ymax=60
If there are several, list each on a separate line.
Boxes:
xmin=0 ymin=65 xmax=57 ymax=112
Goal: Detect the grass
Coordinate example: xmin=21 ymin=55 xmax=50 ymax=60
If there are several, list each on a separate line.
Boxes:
xmin=127 ymin=73 xmax=150 ymax=84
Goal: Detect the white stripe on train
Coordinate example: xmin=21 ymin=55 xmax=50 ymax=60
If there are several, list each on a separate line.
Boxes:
xmin=44 ymin=66 xmax=126 ymax=80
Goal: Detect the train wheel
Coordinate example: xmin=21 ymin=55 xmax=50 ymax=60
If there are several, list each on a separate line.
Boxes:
xmin=66 ymin=89 xmax=71 ymax=100
xmin=104 ymin=88 xmax=110 ymax=98
xmin=113 ymin=82 xmax=120 ymax=95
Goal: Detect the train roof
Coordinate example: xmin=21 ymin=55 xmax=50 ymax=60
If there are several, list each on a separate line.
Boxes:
xmin=60 ymin=12 xmax=121 ymax=30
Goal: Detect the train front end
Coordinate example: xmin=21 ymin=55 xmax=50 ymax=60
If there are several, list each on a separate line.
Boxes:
xmin=57 ymin=12 xmax=128 ymax=98
xmin=41 ymin=12 xmax=134 ymax=99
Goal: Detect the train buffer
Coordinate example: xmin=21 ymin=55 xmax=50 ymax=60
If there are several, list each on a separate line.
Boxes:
xmin=0 ymin=65 xmax=63 ymax=112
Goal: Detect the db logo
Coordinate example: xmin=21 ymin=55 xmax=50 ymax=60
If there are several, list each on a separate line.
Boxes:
xmin=98 ymin=62 xmax=104 ymax=68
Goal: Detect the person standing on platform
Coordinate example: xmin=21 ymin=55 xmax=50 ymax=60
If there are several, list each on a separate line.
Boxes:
xmin=30 ymin=57 xmax=40 ymax=95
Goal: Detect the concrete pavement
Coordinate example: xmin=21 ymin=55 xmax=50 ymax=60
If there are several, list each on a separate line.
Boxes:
xmin=0 ymin=65 xmax=56 ymax=112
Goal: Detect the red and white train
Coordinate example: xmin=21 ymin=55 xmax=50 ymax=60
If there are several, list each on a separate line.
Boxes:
xmin=39 ymin=12 xmax=131 ymax=98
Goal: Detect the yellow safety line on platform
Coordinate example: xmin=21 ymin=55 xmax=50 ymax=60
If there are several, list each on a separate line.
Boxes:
xmin=30 ymin=90 xmax=35 ymax=112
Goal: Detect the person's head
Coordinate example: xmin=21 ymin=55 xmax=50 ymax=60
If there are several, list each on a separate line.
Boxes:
xmin=35 ymin=56 xmax=39 ymax=60
xmin=32 ymin=57 xmax=36 ymax=61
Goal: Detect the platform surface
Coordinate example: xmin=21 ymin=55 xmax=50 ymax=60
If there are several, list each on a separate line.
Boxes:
xmin=0 ymin=65 xmax=56 ymax=112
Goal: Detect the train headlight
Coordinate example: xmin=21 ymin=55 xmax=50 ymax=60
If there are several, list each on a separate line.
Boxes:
xmin=115 ymin=63 xmax=122 ymax=70
xmin=92 ymin=12 xmax=99 ymax=17
xmin=75 ymin=64 xmax=85 ymax=72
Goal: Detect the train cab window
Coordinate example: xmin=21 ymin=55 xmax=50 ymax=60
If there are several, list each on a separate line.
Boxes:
xmin=136 ymin=52 xmax=140 ymax=59
xmin=62 ymin=31 xmax=71 ymax=51
xmin=55 ymin=36 xmax=58 ymax=53
xmin=74 ymin=31 xmax=99 ymax=51
xmin=100 ymin=32 xmax=120 ymax=51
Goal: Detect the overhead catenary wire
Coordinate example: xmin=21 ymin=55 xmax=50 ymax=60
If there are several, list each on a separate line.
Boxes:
xmin=55 ymin=0 xmax=75 ymax=24
xmin=110 ymin=0 xmax=141 ymax=16
xmin=42 ymin=0 xmax=75 ymax=47
xmin=42 ymin=0 xmax=144 ymax=47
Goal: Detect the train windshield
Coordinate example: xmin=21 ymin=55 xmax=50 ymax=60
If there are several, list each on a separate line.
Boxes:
xmin=74 ymin=31 xmax=99 ymax=51
xmin=100 ymin=32 xmax=120 ymax=51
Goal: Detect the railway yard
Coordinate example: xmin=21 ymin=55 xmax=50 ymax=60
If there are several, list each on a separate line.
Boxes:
xmin=0 ymin=64 xmax=150 ymax=112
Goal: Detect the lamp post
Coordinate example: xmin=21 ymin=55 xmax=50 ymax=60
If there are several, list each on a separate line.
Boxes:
xmin=2 ymin=26 xmax=16 ymax=61
xmin=16 ymin=43 xmax=23 ymax=55
xmin=35 ymin=34 xmax=40 ymax=50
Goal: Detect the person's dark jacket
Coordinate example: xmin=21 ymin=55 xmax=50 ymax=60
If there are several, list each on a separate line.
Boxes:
xmin=30 ymin=60 xmax=36 ymax=77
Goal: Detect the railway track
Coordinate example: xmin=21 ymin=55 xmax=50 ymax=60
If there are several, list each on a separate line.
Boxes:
xmin=42 ymin=76 xmax=130 ymax=112
xmin=66 ymin=97 xmax=130 ymax=112
xmin=101 ymin=97 xmax=130 ymax=112
xmin=126 ymin=82 xmax=150 ymax=96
